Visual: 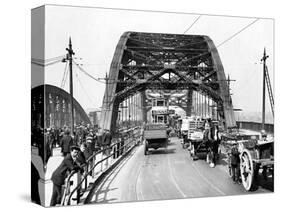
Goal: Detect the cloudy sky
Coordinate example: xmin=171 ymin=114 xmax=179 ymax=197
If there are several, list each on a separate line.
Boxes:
xmin=37 ymin=5 xmax=273 ymax=117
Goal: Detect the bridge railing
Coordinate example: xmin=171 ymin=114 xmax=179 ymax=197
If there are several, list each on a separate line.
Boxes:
xmin=237 ymin=121 xmax=274 ymax=134
xmin=60 ymin=126 xmax=141 ymax=206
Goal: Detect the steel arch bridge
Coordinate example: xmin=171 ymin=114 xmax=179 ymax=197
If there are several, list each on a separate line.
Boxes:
xmin=31 ymin=84 xmax=91 ymax=129
xmin=100 ymin=32 xmax=236 ymax=133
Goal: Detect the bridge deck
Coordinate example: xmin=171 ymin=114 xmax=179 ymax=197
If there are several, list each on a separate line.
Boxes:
xmin=85 ymin=137 xmax=272 ymax=204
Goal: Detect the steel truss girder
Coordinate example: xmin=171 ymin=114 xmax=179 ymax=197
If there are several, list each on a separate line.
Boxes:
xmin=100 ymin=32 xmax=236 ymax=133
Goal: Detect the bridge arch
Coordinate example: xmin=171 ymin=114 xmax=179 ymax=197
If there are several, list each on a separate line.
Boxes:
xmin=100 ymin=32 xmax=236 ymax=132
xmin=31 ymin=84 xmax=91 ymax=129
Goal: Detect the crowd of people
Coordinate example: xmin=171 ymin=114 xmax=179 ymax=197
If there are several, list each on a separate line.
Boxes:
xmin=31 ymin=123 xmax=113 ymax=165
xmin=32 ymin=122 xmax=142 ymax=206
xmin=31 ymin=123 xmax=114 ymax=206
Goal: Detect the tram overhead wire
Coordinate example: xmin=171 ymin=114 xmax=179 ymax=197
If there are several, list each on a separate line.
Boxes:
xmin=74 ymin=68 xmax=96 ymax=106
xmin=183 ymin=15 xmax=202 ymax=34
xmin=217 ymin=18 xmax=259 ymax=47
xmin=60 ymin=61 xmax=69 ymax=89
xmin=73 ymin=60 xmax=106 ymax=84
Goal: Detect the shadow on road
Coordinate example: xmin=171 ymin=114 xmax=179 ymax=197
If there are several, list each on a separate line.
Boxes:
xmin=85 ymin=148 xmax=137 ymax=204
xmin=93 ymin=197 xmax=118 ymax=204
xmin=257 ymin=173 xmax=274 ymax=191
xmin=95 ymin=187 xmax=118 ymax=195
xmin=167 ymin=142 xmax=176 ymax=146
xmin=148 ymin=148 xmax=176 ymax=155
xmin=216 ymin=153 xmax=228 ymax=166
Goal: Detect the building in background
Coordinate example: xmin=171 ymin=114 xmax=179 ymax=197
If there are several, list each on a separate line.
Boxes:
xmin=88 ymin=109 xmax=101 ymax=126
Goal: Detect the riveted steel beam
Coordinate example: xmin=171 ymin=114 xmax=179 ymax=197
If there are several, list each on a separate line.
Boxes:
xmin=99 ymin=32 xmax=236 ymax=132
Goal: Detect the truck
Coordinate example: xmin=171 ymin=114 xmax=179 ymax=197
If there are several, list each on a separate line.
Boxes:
xmin=143 ymin=123 xmax=168 ymax=155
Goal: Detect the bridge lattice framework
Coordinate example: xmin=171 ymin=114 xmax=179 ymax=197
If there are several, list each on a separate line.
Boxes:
xmin=100 ymin=32 xmax=236 ymax=133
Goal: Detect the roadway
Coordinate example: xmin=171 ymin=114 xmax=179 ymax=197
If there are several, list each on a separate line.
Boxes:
xmin=86 ymin=137 xmax=272 ymax=204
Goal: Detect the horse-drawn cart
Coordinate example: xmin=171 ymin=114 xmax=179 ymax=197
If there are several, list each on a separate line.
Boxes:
xmin=188 ymin=130 xmax=205 ymax=160
xmin=223 ymin=133 xmax=274 ymax=191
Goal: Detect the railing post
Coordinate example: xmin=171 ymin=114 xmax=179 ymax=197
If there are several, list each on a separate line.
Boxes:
xmin=68 ymin=172 xmax=79 ymax=205
xmin=100 ymin=151 xmax=103 ymax=172
xmin=92 ymin=154 xmax=96 ymax=178
xmin=84 ymin=164 xmax=88 ymax=190
xmin=105 ymin=150 xmax=109 ymax=168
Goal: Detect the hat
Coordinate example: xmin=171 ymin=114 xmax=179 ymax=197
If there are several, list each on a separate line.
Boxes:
xmin=70 ymin=145 xmax=80 ymax=151
xmin=64 ymin=128 xmax=71 ymax=134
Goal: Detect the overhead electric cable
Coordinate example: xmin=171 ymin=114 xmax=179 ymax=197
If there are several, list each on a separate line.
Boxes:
xmin=183 ymin=15 xmax=202 ymax=34
xmin=31 ymin=55 xmax=65 ymax=63
xmin=217 ymin=18 xmax=259 ymax=47
xmin=74 ymin=68 xmax=96 ymax=106
xmin=73 ymin=60 xmax=106 ymax=84
xmin=177 ymin=18 xmax=259 ymax=66
xmin=62 ymin=64 xmax=69 ymax=89
xmin=31 ymin=59 xmax=62 ymax=67
xmin=60 ymin=62 xmax=69 ymax=88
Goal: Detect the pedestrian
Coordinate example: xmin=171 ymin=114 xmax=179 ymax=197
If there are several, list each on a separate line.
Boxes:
xmin=90 ymin=129 xmax=98 ymax=152
xmin=58 ymin=128 xmax=65 ymax=145
xmin=103 ymin=129 xmax=112 ymax=156
xmin=85 ymin=131 xmax=94 ymax=156
xmin=45 ymin=128 xmax=53 ymax=164
xmin=53 ymin=127 xmax=60 ymax=147
xmin=84 ymin=138 xmax=94 ymax=175
xmin=213 ymin=125 xmax=221 ymax=162
xmin=203 ymin=118 xmax=212 ymax=141
xmin=140 ymin=124 xmax=145 ymax=145
xmin=204 ymin=118 xmax=212 ymax=166
xmin=60 ymin=128 xmax=74 ymax=157
xmin=50 ymin=146 xmax=82 ymax=206
xmin=96 ymin=129 xmax=103 ymax=150
xmin=208 ymin=120 xmax=217 ymax=168
xmin=77 ymin=143 xmax=87 ymax=166
xmin=230 ymin=143 xmax=240 ymax=183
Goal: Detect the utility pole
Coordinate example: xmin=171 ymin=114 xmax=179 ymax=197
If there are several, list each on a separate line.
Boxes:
xmin=98 ymin=73 xmax=109 ymax=110
xmin=64 ymin=37 xmax=75 ymax=135
xmin=105 ymin=72 xmax=109 ymax=110
xmin=261 ymin=48 xmax=269 ymax=131
xmin=226 ymin=74 xmax=235 ymax=97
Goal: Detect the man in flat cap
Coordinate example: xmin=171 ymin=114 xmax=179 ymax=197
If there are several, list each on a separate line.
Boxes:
xmin=50 ymin=145 xmax=82 ymax=206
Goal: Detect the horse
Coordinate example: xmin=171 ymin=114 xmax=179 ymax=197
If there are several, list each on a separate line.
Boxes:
xmin=204 ymin=120 xmax=220 ymax=167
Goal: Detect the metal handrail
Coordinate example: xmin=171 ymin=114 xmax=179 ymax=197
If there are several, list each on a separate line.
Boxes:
xmin=84 ymin=126 xmax=139 ymax=163
xmin=60 ymin=162 xmax=89 ymax=205
xmin=61 ymin=127 xmax=140 ymax=205
xmin=66 ymin=138 xmax=138 ymax=205
xmin=60 ymin=170 xmax=76 ymax=206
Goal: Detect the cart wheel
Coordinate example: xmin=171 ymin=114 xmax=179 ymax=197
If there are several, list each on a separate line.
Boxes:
xmin=240 ymin=149 xmax=257 ymax=191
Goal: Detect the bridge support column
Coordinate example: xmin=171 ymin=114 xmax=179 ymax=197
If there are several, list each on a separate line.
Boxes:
xmin=186 ymin=89 xmax=193 ymax=117
xmin=110 ymin=101 xmax=120 ymax=134
xmin=141 ymin=91 xmax=147 ymax=123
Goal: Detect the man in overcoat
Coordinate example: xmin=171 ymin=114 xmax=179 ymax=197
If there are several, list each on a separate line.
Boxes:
xmin=60 ymin=128 xmax=74 ymax=156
